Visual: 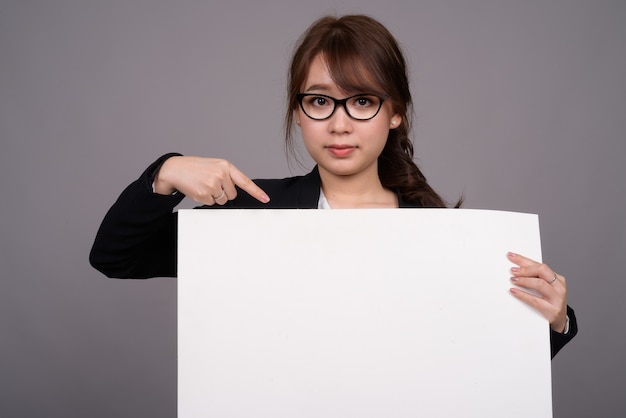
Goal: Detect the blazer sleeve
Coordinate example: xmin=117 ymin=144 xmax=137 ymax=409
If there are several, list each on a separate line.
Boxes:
xmin=550 ymin=305 xmax=578 ymax=358
xmin=89 ymin=154 xmax=184 ymax=279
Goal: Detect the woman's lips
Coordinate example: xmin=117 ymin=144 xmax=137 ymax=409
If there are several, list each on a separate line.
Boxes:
xmin=326 ymin=144 xmax=356 ymax=157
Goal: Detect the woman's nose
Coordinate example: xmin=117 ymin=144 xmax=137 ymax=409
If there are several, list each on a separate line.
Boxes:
xmin=327 ymin=105 xmax=353 ymax=134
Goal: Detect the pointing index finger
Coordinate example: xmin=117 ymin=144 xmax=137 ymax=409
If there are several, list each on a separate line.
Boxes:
xmin=229 ymin=165 xmax=270 ymax=204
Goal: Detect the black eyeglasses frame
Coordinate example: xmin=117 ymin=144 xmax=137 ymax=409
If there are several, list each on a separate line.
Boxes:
xmin=295 ymin=93 xmax=385 ymax=121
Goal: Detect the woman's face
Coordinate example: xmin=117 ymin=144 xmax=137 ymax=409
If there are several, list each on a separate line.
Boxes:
xmin=296 ymin=54 xmax=400 ymax=180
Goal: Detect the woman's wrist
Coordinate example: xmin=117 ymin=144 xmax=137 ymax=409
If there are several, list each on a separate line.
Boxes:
xmin=153 ymin=156 xmax=180 ymax=195
xmin=552 ymin=315 xmax=569 ymax=334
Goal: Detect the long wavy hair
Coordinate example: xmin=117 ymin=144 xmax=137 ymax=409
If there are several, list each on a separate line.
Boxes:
xmin=285 ymin=15 xmax=459 ymax=208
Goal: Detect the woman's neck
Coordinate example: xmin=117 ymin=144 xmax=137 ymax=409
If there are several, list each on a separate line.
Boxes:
xmin=318 ymin=166 xmax=398 ymax=208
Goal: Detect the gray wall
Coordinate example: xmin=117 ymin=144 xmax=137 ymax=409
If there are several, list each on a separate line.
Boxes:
xmin=1 ymin=0 xmax=624 ymax=416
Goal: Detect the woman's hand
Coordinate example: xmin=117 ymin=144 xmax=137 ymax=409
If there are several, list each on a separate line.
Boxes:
xmin=153 ymin=156 xmax=270 ymax=206
xmin=507 ymin=252 xmax=568 ymax=333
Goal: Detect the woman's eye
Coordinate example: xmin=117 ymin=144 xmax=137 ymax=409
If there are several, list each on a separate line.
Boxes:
xmin=353 ymin=96 xmax=373 ymax=107
xmin=310 ymin=96 xmax=328 ymax=107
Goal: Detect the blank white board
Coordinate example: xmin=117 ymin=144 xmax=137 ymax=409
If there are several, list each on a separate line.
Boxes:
xmin=178 ymin=209 xmax=552 ymax=418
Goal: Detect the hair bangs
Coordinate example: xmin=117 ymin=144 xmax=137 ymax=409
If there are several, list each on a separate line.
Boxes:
xmin=320 ymin=36 xmax=387 ymax=97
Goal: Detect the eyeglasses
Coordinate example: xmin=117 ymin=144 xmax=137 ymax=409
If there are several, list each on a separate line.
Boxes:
xmin=296 ymin=93 xmax=385 ymax=121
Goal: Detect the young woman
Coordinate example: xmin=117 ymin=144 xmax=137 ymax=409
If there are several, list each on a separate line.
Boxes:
xmin=90 ymin=15 xmax=576 ymax=357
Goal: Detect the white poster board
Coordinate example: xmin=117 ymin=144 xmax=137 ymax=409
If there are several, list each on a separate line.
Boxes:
xmin=178 ymin=209 xmax=552 ymax=418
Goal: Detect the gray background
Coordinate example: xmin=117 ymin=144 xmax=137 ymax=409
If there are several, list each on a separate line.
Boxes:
xmin=1 ymin=0 xmax=624 ymax=417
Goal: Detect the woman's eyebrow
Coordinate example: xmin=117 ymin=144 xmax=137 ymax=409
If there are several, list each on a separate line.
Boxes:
xmin=304 ymin=84 xmax=376 ymax=96
xmin=304 ymin=84 xmax=331 ymax=93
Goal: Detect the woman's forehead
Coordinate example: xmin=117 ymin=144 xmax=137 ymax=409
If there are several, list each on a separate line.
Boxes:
xmin=303 ymin=53 xmax=382 ymax=95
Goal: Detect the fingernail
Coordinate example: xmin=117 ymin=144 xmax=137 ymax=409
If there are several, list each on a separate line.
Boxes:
xmin=511 ymin=267 xmax=520 ymax=272
xmin=507 ymin=252 xmax=517 ymax=258
xmin=510 ymin=276 xmax=519 ymax=282
xmin=261 ymin=194 xmax=270 ymax=203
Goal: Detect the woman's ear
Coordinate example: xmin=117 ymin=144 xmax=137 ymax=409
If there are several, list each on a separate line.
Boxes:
xmin=390 ymin=115 xmax=401 ymax=129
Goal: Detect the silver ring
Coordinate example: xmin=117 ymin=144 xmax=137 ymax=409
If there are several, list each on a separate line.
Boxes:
xmin=549 ymin=273 xmax=558 ymax=284
xmin=213 ymin=190 xmax=225 ymax=201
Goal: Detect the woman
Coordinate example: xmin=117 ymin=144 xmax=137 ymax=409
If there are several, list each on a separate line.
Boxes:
xmin=90 ymin=15 xmax=576 ymax=357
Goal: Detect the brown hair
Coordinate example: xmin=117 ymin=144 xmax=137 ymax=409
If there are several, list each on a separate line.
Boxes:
xmin=285 ymin=15 xmax=459 ymax=208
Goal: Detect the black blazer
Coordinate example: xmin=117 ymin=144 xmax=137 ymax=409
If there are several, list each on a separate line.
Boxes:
xmin=90 ymin=153 xmax=577 ymax=357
